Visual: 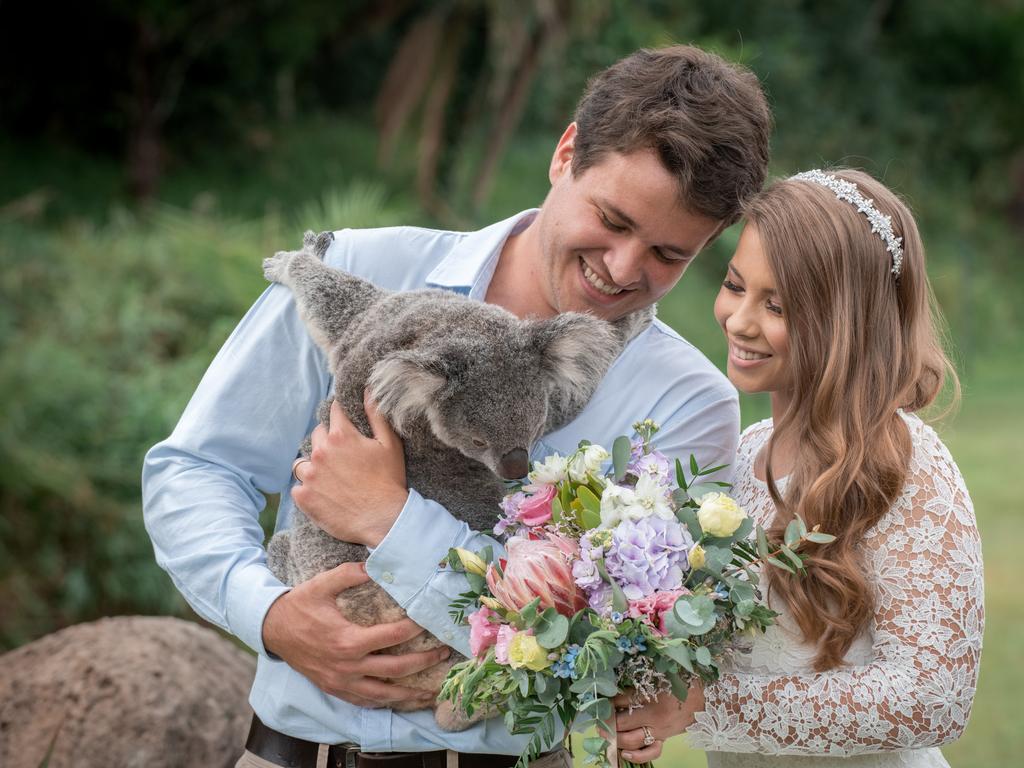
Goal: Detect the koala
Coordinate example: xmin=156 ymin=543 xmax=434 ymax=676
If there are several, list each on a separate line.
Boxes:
xmin=263 ymin=231 xmax=652 ymax=729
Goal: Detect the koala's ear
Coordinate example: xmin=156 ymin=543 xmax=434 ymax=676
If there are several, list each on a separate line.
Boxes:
xmin=367 ymin=352 xmax=447 ymax=435
xmin=531 ymin=313 xmax=621 ymax=422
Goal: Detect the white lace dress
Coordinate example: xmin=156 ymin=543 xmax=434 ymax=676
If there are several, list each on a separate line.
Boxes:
xmin=686 ymin=413 xmax=984 ymax=768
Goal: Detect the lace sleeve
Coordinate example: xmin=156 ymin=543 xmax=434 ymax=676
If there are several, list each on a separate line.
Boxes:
xmin=686 ymin=422 xmax=985 ymax=756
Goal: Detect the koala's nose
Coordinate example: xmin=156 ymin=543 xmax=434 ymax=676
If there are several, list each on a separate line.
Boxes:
xmin=498 ymin=448 xmax=530 ymax=480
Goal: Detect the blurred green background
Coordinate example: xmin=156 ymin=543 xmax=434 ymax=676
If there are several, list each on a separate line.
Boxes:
xmin=1 ymin=1 xmax=1021 ymax=765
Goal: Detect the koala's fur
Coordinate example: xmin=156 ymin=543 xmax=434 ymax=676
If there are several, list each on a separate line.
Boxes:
xmin=264 ymin=231 xmax=652 ymax=729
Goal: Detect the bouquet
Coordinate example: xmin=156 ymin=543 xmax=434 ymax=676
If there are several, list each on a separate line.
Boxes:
xmin=439 ymin=421 xmax=833 ymax=767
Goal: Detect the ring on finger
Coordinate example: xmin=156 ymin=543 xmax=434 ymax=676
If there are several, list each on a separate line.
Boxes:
xmin=641 ymin=726 xmax=655 ymax=746
xmin=291 ymin=457 xmax=311 ymax=484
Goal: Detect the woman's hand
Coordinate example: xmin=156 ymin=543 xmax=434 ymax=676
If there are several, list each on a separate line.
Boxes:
xmin=291 ymin=395 xmax=409 ymax=548
xmin=612 ymin=682 xmax=705 ymax=763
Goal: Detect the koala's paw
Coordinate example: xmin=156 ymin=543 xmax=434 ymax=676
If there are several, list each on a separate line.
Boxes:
xmin=434 ymin=699 xmax=487 ymax=732
xmin=263 ymin=250 xmax=298 ymax=284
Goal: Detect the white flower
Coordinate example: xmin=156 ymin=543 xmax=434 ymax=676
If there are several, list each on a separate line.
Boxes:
xmin=567 ymin=444 xmax=610 ymax=482
xmin=527 ymin=453 xmax=568 ymax=486
xmin=599 ymin=482 xmax=634 ymax=528
xmin=601 ymin=474 xmax=674 ymax=527
xmin=622 ymin=473 xmax=675 ymax=522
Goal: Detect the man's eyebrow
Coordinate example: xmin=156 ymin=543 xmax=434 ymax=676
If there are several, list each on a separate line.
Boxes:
xmin=604 ymin=202 xmax=692 ymax=258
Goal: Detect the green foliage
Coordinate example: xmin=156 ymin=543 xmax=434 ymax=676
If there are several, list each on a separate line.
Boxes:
xmin=0 ymin=183 xmax=409 ymax=649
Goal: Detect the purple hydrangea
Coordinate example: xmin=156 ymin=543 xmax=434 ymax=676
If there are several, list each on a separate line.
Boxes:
xmin=605 ymin=516 xmax=692 ymax=600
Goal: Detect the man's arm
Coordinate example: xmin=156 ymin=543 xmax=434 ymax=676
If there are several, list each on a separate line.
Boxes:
xmin=142 ymin=280 xmax=448 ymax=702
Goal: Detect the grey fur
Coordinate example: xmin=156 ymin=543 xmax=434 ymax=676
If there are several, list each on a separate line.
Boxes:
xmin=264 ymin=230 xmax=652 ymax=729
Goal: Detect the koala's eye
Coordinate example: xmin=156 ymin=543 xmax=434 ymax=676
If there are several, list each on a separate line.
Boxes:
xmin=472 ymin=438 xmax=488 ymax=448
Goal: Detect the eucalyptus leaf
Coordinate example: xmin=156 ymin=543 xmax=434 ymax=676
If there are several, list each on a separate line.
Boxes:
xmin=806 ymin=531 xmax=836 ymax=544
xmin=784 ymin=519 xmax=801 ymax=548
xmin=796 ymin=515 xmax=808 ymax=536
xmin=780 ymin=544 xmax=804 ymax=570
xmin=703 ymin=545 xmax=734 ymax=575
xmin=756 ymin=525 xmax=770 ymax=559
xmin=612 ymin=435 xmax=632 ymax=482
xmin=767 ymin=555 xmax=796 ymax=574
xmin=668 ymin=671 xmax=690 ymax=701
xmin=673 ymin=594 xmax=717 ymax=634
xmin=466 ymin=572 xmax=485 ymax=593
xmin=675 ymin=505 xmax=702 ymax=540
xmin=695 ymin=646 xmax=713 ymax=667
xmin=536 ymin=611 xmax=569 ymax=649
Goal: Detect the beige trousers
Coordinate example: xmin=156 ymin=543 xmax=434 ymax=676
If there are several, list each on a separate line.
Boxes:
xmin=235 ymin=746 xmax=573 ymax=768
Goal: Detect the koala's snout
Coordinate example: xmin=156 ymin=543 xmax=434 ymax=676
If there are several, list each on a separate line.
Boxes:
xmin=498 ymin=448 xmax=530 ymax=480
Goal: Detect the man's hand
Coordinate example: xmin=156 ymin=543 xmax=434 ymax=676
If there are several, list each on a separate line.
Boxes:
xmin=292 ymin=395 xmax=408 ymax=548
xmin=610 ymin=684 xmax=705 ymax=763
xmin=262 ymin=562 xmax=450 ymax=707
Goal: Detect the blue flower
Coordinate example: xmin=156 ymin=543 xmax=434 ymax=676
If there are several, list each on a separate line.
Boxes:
xmin=633 ymin=636 xmax=647 ymax=653
xmin=617 ymin=636 xmax=633 ymax=652
xmin=610 ymin=611 xmax=625 ymax=624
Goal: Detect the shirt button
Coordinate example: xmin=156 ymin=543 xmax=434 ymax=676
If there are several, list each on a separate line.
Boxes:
xmin=443 ymin=631 xmax=454 ymax=641
xmin=381 ymin=571 xmax=395 ymax=584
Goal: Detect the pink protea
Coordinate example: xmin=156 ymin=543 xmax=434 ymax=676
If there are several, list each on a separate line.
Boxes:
xmin=486 ymin=532 xmax=587 ymax=618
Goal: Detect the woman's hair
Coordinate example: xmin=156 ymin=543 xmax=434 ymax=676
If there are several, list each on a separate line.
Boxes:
xmin=743 ymin=169 xmax=958 ymax=671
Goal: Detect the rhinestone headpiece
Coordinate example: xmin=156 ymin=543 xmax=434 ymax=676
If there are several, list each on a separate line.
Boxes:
xmin=790 ymin=169 xmax=904 ymax=278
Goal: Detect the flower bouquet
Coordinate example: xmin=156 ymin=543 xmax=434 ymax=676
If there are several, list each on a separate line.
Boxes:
xmin=440 ymin=421 xmax=833 ymax=767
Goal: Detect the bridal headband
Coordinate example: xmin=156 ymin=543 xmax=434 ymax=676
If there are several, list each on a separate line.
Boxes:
xmin=790 ymin=169 xmax=904 ymax=278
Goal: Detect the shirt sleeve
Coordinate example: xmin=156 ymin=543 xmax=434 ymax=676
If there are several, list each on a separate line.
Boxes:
xmin=686 ymin=427 xmax=984 ymax=755
xmin=142 ymin=279 xmax=329 ymax=656
xmin=365 ymin=489 xmax=500 ymax=656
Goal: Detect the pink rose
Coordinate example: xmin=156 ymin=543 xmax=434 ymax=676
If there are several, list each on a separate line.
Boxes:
xmin=494 ymin=624 xmax=517 ymax=665
xmin=627 ymin=589 xmax=690 ymax=635
xmin=468 ymin=606 xmax=501 ymax=659
xmin=517 ymin=484 xmax=556 ymax=527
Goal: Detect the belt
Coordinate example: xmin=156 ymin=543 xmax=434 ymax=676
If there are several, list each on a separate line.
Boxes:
xmin=244 ymin=715 xmax=560 ymax=768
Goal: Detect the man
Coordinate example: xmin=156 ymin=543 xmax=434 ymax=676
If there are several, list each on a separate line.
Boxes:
xmin=143 ymin=45 xmax=771 ymax=768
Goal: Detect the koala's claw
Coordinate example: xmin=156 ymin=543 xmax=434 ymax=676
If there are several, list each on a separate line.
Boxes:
xmin=263 ymin=251 xmax=294 ymax=283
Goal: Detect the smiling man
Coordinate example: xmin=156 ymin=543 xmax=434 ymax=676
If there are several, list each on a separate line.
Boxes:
xmin=143 ymin=45 xmax=771 ymax=768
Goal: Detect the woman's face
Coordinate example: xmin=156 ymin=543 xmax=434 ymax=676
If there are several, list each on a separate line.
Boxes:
xmin=713 ymin=224 xmax=792 ymax=401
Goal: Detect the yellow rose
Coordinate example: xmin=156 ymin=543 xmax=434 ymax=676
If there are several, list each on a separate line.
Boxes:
xmin=507 ymin=632 xmax=552 ymax=672
xmin=688 ymin=543 xmax=706 ymax=570
xmin=697 ymin=492 xmax=747 ymax=537
xmin=455 ymin=548 xmax=487 ymax=577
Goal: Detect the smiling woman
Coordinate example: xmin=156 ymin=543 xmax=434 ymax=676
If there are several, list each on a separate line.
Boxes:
xmin=713 ymin=225 xmax=792 ymax=414
xmin=620 ymin=169 xmax=982 ymax=767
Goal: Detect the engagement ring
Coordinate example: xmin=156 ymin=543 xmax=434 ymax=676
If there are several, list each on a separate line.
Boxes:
xmin=641 ymin=726 xmax=655 ymax=746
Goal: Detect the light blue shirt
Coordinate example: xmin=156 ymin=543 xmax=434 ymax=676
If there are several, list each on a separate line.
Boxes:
xmin=142 ymin=210 xmax=739 ymax=753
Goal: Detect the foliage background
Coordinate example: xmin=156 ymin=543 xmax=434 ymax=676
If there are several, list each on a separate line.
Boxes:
xmin=1 ymin=1 xmax=1021 ymax=765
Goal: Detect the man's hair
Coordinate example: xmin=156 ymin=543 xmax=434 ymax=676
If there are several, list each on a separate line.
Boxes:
xmin=572 ymin=45 xmax=772 ymax=225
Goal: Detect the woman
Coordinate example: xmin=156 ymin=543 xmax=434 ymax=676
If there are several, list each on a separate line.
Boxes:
xmin=614 ymin=169 xmax=983 ymax=766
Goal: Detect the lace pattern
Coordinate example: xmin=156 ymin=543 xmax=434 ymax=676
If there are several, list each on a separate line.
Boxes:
xmin=687 ymin=413 xmax=984 ymax=762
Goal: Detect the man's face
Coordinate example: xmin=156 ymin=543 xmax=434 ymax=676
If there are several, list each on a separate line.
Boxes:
xmin=532 ymin=124 xmax=723 ymax=322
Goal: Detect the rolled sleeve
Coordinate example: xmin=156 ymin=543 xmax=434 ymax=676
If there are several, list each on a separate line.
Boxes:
xmin=366 ymin=488 xmax=502 ymax=655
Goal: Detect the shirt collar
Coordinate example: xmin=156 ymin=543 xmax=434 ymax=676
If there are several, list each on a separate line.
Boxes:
xmin=425 ymin=209 xmax=539 ymax=299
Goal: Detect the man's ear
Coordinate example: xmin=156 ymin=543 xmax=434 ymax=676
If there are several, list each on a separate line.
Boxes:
xmin=549 ymin=122 xmax=577 ymax=184
xmin=532 ymin=312 xmax=619 ymax=418
xmin=367 ymin=352 xmax=447 ymax=435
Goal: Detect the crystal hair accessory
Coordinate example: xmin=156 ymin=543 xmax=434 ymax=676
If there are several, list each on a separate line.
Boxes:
xmin=790 ymin=169 xmax=904 ymax=278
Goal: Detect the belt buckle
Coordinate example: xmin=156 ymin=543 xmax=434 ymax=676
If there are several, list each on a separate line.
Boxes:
xmin=341 ymin=744 xmax=360 ymax=768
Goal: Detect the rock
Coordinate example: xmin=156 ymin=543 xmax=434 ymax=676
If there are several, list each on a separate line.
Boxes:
xmin=0 ymin=616 xmax=256 ymax=768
